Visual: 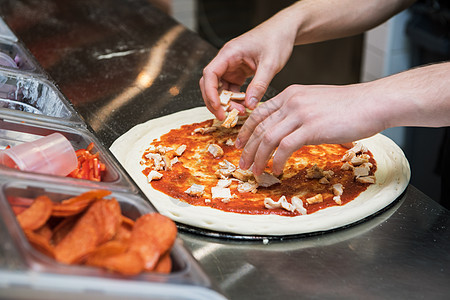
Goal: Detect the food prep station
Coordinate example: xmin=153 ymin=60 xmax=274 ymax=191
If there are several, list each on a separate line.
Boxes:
xmin=0 ymin=1 xmax=448 ymax=299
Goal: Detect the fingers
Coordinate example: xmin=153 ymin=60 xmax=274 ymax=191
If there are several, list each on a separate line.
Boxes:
xmin=271 ymin=128 xmax=306 ymax=175
xmin=199 ymin=69 xmax=226 ymax=121
xmin=245 ymin=62 xmax=277 ymax=110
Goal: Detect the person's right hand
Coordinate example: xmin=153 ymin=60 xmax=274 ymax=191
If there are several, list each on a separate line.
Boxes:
xmin=199 ymin=13 xmax=298 ymax=120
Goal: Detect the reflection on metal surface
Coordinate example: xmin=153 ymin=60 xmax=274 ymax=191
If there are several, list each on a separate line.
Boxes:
xmin=90 ymin=24 xmax=185 ymax=130
xmin=192 ymin=243 xmax=223 ymax=261
xmin=221 ymin=263 xmax=255 ymax=290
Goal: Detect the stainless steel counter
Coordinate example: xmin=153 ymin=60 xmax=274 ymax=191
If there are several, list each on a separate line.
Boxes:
xmin=1 ymin=0 xmax=449 ymax=299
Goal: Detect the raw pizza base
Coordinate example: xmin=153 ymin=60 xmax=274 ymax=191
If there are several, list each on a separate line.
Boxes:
xmin=110 ymin=107 xmax=410 ymax=236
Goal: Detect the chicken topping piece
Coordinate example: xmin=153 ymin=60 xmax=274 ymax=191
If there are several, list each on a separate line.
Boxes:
xmin=332 ymin=183 xmax=344 ymax=205
xmin=225 ymin=138 xmax=234 ymax=146
xmin=305 ymin=194 xmax=323 ymax=205
xmin=192 ymin=126 xmax=217 ymax=135
xmin=353 ymin=163 xmax=372 ymax=178
xmin=147 ymin=170 xmax=163 ymax=182
xmin=216 ymin=160 xmax=237 ymax=179
xmin=237 ymin=181 xmax=258 ymax=193
xmin=185 ymin=184 xmax=205 ymax=196
xmin=291 ymin=196 xmax=307 ymax=215
xmin=305 ymin=164 xmax=323 ymax=179
xmin=219 ymin=90 xmax=246 ymax=106
xmin=254 ymin=172 xmax=281 ymax=188
xmin=219 ymin=90 xmax=233 ymax=106
xmin=356 ymin=175 xmax=376 ymax=184
xmin=350 ymin=153 xmax=370 ymax=166
xmin=232 ymin=168 xmax=254 ymax=181
xmin=264 ymin=197 xmax=282 ymax=209
xmin=222 ymin=108 xmax=239 ymax=129
xmin=207 ymin=144 xmax=224 ymax=158
xmin=145 ymin=153 xmax=165 ymax=171
xmin=174 ymin=144 xmax=187 ymax=156
xmin=216 ymin=179 xmax=232 ymax=188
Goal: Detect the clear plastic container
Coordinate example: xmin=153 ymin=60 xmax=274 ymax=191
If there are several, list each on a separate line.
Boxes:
xmin=0 ymin=39 xmax=40 ymax=73
xmin=0 ymin=112 xmax=136 ymax=192
xmin=0 ymin=177 xmax=225 ymax=300
xmin=0 ymin=70 xmax=83 ymax=125
xmin=0 ymin=18 xmax=17 ymax=42
xmin=0 ymin=133 xmax=78 ymax=176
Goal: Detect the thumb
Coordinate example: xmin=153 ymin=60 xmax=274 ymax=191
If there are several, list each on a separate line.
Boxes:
xmin=245 ymin=64 xmax=275 ymax=109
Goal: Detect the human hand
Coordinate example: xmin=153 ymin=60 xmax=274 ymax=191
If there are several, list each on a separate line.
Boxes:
xmin=235 ymin=84 xmax=387 ymax=175
xmin=199 ymin=15 xmax=297 ymax=120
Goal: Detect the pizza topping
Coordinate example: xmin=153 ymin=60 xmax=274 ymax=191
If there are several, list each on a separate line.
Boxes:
xmin=170 ymin=157 xmax=179 ymax=165
xmin=156 ymin=145 xmax=173 ymax=154
xmin=216 ymin=160 xmax=237 ymax=179
xmin=341 ymin=162 xmax=354 ymax=171
xmin=305 ymin=164 xmax=324 ymax=179
xmin=216 ymin=179 xmax=232 ymax=188
xmin=305 ymin=194 xmax=324 ymax=205
xmin=225 ymin=138 xmax=235 ymax=146
xmin=219 ymin=90 xmax=233 ymax=106
xmin=264 ymin=197 xmax=282 ymax=209
xmin=174 ymin=145 xmax=187 ymax=156
xmin=222 ymin=108 xmax=239 ymax=128
xmin=147 ymin=170 xmax=163 ymax=182
xmin=185 ymin=184 xmax=205 ymax=196
xmin=207 ymin=144 xmax=224 ymax=158
xmin=291 ymin=196 xmax=307 ymax=215
xmin=162 ymin=155 xmax=172 ymax=171
xmin=237 ymin=181 xmax=258 ymax=193
xmin=145 ymin=153 xmax=165 ymax=171
xmin=356 ymin=175 xmax=376 ymax=184
xmin=264 ymin=196 xmax=304 ymax=213
xmin=254 ymin=172 xmax=281 ymax=187
xmin=332 ymin=183 xmax=344 ymax=205
xmin=341 ymin=151 xmax=356 ymax=162
xmin=211 ymin=186 xmax=232 ymax=200
xmin=353 ymin=162 xmax=372 ymax=178
xmin=349 ymin=142 xmax=368 ymax=154
xmin=232 ymin=168 xmax=254 ymax=181
xmin=350 ymin=153 xmax=370 ymax=166
xmin=193 ymin=126 xmax=217 ymax=135
xmin=219 ymin=90 xmax=246 ymax=106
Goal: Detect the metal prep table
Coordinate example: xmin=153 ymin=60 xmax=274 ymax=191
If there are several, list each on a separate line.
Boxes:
xmin=1 ymin=0 xmax=449 ymax=299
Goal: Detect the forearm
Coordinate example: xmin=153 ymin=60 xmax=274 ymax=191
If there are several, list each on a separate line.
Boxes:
xmin=273 ymin=0 xmax=415 ymax=45
xmin=368 ymin=62 xmax=450 ymax=129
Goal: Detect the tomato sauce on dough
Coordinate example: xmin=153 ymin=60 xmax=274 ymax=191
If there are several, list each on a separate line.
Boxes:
xmin=141 ymin=119 xmax=377 ymax=216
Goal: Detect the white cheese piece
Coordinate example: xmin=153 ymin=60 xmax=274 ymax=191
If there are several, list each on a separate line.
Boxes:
xmin=211 ymin=186 xmax=232 ymax=199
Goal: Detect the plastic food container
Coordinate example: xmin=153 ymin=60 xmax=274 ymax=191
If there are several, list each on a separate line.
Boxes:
xmin=0 ymin=112 xmax=137 ymax=193
xmin=0 ymin=19 xmax=17 ymax=42
xmin=0 ymin=70 xmax=83 ymax=125
xmin=0 ymin=176 xmax=225 ymax=300
xmin=0 ymin=39 xmax=41 ymax=73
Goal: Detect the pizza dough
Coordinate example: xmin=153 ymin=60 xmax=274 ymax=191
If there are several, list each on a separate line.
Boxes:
xmin=110 ymin=107 xmax=410 ymax=236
